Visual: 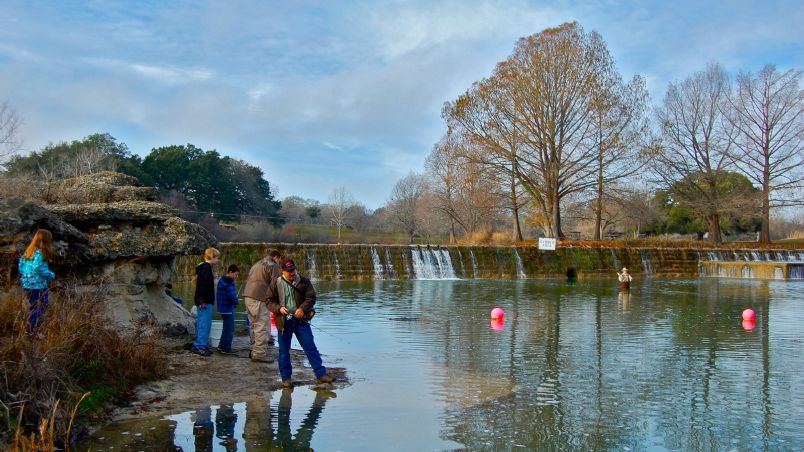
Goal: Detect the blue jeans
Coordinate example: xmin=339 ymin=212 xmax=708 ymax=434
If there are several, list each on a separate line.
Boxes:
xmin=25 ymin=288 xmax=49 ymax=332
xmin=218 ymin=313 xmax=235 ymax=352
xmin=278 ymin=317 xmax=326 ymax=380
xmin=194 ymin=304 xmax=212 ymax=349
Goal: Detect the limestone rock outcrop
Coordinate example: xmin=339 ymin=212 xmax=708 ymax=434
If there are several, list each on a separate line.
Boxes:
xmin=1 ymin=172 xmax=217 ymax=335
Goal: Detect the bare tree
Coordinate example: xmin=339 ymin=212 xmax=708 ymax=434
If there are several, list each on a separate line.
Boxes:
xmin=447 ymin=23 xmax=633 ymax=239
xmin=727 ymin=65 xmax=804 ymax=243
xmin=387 ymin=172 xmax=429 ymax=242
xmin=651 ymin=63 xmax=736 ymax=243
xmin=425 ymin=133 xmax=501 ymax=242
xmin=327 ymin=186 xmax=356 ymax=243
xmin=0 ymin=101 xmax=23 ymax=165
xmin=589 ymin=73 xmax=651 ymax=239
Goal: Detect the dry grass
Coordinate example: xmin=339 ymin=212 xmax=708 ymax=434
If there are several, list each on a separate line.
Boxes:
xmin=459 ymin=228 xmax=513 ymax=246
xmin=0 ymin=284 xmax=167 ymax=449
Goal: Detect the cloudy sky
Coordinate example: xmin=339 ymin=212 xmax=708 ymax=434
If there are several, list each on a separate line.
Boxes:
xmin=1 ymin=0 xmax=802 ymax=209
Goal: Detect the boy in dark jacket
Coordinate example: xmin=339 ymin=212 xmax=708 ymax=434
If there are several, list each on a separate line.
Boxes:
xmin=216 ymin=264 xmax=240 ymax=354
xmin=192 ymin=247 xmax=220 ymax=357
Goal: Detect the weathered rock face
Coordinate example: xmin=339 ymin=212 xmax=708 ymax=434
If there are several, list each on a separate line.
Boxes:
xmin=1 ymin=172 xmax=217 ymax=335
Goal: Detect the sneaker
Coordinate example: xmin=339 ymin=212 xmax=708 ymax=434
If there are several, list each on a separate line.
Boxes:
xmin=217 ymin=348 xmax=236 ymax=355
xmin=316 ymin=374 xmax=335 ymax=384
xmin=282 ymin=379 xmax=293 ymax=388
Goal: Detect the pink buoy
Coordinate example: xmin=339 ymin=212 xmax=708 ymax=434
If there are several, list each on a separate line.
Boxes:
xmin=742 ymin=308 xmax=756 ymax=321
xmin=490 ymin=307 xmax=505 ymax=320
xmin=742 ymin=319 xmax=755 ymax=331
xmin=490 ymin=318 xmax=505 ymax=331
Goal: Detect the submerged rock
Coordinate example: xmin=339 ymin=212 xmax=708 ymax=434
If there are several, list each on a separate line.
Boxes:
xmin=0 ymin=172 xmax=217 ymax=335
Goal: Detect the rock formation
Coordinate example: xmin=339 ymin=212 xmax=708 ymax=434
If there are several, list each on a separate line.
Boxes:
xmin=0 ymin=171 xmax=217 ymax=335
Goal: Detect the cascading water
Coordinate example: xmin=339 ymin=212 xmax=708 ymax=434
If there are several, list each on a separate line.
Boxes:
xmin=411 ymin=247 xmax=458 ymax=279
xmin=384 ymin=248 xmax=396 ymax=279
xmin=513 ymin=248 xmax=527 ymax=279
xmin=611 ymin=249 xmax=621 ymax=271
xmin=456 ymin=249 xmax=467 ymax=278
xmin=306 ymin=250 xmax=318 ymax=280
xmin=469 ymin=249 xmax=479 ymax=278
xmin=332 ymin=250 xmax=342 ymax=280
xmin=371 ymin=247 xmax=384 ymax=280
xmin=401 ymin=252 xmax=411 ymax=279
xmin=639 ymin=249 xmax=654 ymax=276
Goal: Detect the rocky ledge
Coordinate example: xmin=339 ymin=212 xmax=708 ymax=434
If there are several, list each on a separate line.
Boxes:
xmin=0 ymin=171 xmax=217 ymax=335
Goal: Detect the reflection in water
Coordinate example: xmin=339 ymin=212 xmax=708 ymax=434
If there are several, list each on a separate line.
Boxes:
xmin=82 ymin=388 xmax=334 ymax=451
xmin=84 ymin=278 xmax=804 ymax=450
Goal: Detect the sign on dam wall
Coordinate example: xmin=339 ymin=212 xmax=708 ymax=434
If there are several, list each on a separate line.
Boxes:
xmin=171 ymin=243 xmax=801 ymax=282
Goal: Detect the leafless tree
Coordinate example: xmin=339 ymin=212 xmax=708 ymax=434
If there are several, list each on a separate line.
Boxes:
xmin=589 ymin=73 xmax=651 ymax=239
xmin=446 ymin=23 xmax=636 ymax=239
xmin=387 ymin=172 xmax=429 ymax=242
xmin=0 ymin=101 xmax=23 ymax=165
xmin=727 ymin=64 xmax=804 ymax=243
xmin=651 ymin=63 xmax=736 ymax=243
xmin=425 ymin=133 xmax=501 ymax=242
xmin=327 ymin=186 xmax=356 ymax=243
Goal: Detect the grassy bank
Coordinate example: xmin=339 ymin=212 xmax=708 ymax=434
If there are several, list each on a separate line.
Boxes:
xmin=0 ymin=285 xmax=167 ymax=450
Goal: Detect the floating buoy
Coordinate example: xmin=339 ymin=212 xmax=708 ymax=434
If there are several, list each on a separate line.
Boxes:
xmin=490 ymin=307 xmax=505 ymax=320
xmin=742 ymin=319 xmax=755 ymax=331
xmin=742 ymin=308 xmax=756 ymax=321
xmin=490 ymin=318 xmax=505 ymax=331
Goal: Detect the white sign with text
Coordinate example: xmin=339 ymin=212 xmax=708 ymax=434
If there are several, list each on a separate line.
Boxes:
xmin=538 ymin=237 xmax=557 ymax=250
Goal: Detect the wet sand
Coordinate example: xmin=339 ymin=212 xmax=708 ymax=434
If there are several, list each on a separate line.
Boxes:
xmin=105 ymin=334 xmax=348 ymax=423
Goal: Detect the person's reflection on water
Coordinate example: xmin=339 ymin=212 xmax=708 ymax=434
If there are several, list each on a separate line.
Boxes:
xmin=243 ymin=397 xmax=273 ymax=451
xmin=618 ymin=289 xmax=631 ymax=309
xmin=193 ymin=406 xmax=214 ymax=452
xmin=274 ymin=387 xmax=336 ymax=451
xmin=215 ymin=403 xmax=238 ymax=451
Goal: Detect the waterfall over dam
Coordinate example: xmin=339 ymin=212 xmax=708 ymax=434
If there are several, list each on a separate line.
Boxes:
xmin=172 ymin=244 xmax=718 ymax=282
xmin=174 ymin=244 xmax=804 ymax=282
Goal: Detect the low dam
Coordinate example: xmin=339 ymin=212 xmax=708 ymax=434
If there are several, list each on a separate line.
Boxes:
xmin=175 ymin=244 xmax=804 ymax=282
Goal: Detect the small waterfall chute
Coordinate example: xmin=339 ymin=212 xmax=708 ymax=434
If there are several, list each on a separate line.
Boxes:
xmin=370 ymin=247 xmax=384 ymax=280
xmin=469 ymin=249 xmax=479 ymax=278
xmin=639 ymin=249 xmax=654 ymax=276
xmin=384 ymin=248 xmax=397 ymax=279
xmin=411 ymin=246 xmax=458 ymax=280
xmin=513 ymin=247 xmax=527 ymax=279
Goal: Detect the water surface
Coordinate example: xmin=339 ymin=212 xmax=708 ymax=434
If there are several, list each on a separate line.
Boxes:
xmin=83 ymin=278 xmax=804 ymax=450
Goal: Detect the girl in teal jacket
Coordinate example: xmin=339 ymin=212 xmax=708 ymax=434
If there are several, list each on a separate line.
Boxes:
xmin=18 ymin=229 xmax=56 ymax=333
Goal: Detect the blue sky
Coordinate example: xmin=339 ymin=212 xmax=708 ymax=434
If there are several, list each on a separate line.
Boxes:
xmin=1 ymin=0 xmax=802 ymax=209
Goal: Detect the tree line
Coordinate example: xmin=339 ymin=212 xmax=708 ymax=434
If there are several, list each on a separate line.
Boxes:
xmin=2 ymin=133 xmax=283 ymax=226
xmin=388 ymin=22 xmax=802 ymax=244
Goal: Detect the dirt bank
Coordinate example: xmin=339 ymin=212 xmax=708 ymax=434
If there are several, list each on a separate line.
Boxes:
xmin=105 ymin=334 xmax=348 ymax=423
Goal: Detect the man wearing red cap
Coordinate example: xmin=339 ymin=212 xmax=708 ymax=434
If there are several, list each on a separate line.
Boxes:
xmin=267 ymin=258 xmax=334 ymax=387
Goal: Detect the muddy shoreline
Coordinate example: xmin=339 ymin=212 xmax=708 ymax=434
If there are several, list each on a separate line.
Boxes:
xmin=102 ymin=334 xmax=348 ymax=424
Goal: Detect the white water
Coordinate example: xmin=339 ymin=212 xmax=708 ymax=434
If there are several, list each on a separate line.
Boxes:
xmin=513 ymin=248 xmax=527 ymax=279
xmin=469 ymin=249 xmax=479 ymax=278
xmin=639 ymin=249 xmax=653 ymax=276
xmin=411 ymin=247 xmax=458 ymax=280
xmin=332 ymin=251 xmax=342 ymax=280
xmin=371 ymin=247 xmax=384 ymax=280
xmin=384 ymin=248 xmax=396 ymax=279
xmin=456 ymin=249 xmax=467 ymax=278
xmin=306 ymin=250 xmax=318 ymax=281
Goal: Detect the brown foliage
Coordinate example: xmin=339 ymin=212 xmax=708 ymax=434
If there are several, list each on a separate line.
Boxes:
xmin=0 ymin=285 xmax=167 ymax=447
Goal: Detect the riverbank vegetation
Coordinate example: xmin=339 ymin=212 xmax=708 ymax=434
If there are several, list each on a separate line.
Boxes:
xmin=0 ymin=285 xmax=166 ymax=449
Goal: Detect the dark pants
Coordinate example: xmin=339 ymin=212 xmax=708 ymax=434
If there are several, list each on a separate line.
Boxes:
xmin=218 ymin=313 xmax=235 ymax=352
xmin=278 ymin=317 xmax=326 ymax=381
xmin=25 ymin=288 xmax=49 ymax=332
